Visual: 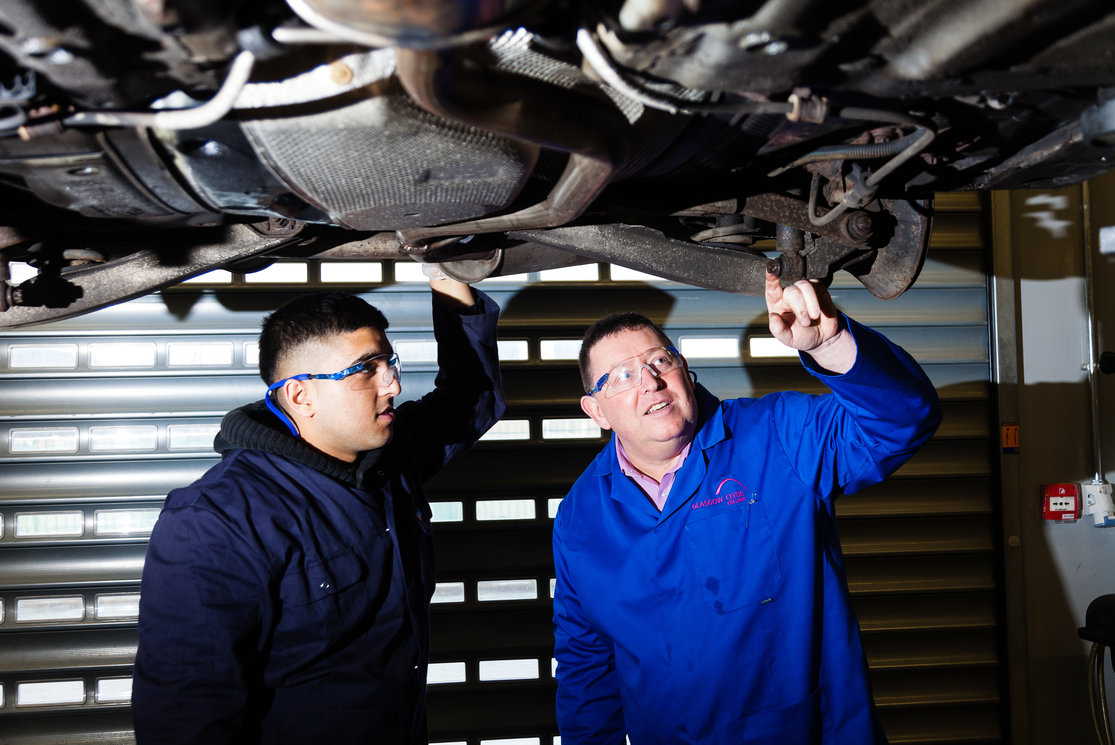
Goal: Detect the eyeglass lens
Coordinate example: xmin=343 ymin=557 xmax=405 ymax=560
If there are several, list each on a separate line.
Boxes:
xmin=604 ymin=347 xmax=680 ymax=397
xmin=347 ymin=356 xmax=401 ymax=390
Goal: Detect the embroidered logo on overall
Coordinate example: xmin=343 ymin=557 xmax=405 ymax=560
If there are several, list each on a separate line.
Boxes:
xmin=691 ymin=477 xmax=753 ymax=513
xmin=715 ymin=478 xmax=745 ymax=496
xmin=692 ymin=478 xmax=753 ymax=509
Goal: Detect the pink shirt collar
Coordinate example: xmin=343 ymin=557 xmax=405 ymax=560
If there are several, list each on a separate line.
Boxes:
xmin=615 ymin=438 xmax=692 ymax=512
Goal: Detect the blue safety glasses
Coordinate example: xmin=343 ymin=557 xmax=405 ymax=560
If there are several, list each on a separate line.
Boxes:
xmin=265 ymin=352 xmax=400 ymax=436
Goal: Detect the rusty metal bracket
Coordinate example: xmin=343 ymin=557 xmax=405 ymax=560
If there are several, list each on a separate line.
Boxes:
xmin=511 ymin=195 xmax=931 ymax=299
xmin=510 ymin=223 xmax=773 ymax=294
xmin=732 ymin=192 xmax=876 ymax=248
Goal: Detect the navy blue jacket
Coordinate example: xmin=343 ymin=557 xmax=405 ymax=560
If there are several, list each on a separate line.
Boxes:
xmin=553 ymin=318 xmax=941 ymax=744
xmin=132 ymin=290 xmax=505 ymax=745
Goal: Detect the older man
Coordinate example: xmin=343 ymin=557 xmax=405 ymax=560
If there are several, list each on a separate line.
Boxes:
xmin=133 ymin=276 xmax=504 ymax=745
xmin=553 ymin=272 xmax=941 ymax=744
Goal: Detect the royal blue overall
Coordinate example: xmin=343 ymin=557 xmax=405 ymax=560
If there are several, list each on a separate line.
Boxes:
xmin=553 ymin=318 xmax=941 ymax=745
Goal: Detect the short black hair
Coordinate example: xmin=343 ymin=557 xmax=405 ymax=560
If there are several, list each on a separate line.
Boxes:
xmin=579 ymin=312 xmax=673 ymax=392
xmin=258 ymin=293 xmax=390 ymax=384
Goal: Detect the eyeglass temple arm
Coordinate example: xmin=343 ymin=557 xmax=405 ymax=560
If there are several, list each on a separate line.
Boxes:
xmin=265 ymin=383 xmax=301 ymax=438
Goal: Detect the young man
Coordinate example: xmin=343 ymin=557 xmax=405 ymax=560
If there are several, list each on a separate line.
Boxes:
xmin=553 ymin=272 xmax=942 ymax=744
xmin=132 ymin=276 xmax=504 ymax=745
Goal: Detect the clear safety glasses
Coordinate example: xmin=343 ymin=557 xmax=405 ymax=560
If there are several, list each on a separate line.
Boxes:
xmin=265 ymin=352 xmax=401 ymax=436
xmin=586 ymin=346 xmax=682 ymax=398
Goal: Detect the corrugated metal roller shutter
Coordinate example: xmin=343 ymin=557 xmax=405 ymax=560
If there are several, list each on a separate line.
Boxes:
xmin=0 ymin=192 xmax=997 ymax=744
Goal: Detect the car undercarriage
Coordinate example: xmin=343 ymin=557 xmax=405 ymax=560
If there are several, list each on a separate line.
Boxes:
xmin=0 ymin=0 xmax=1113 ymax=326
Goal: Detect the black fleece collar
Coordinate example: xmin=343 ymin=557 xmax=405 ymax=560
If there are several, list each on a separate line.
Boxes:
xmin=213 ymin=400 xmax=382 ymax=488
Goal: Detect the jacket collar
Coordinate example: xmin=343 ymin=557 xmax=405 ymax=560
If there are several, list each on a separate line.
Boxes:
xmin=214 ymin=400 xmax=382 ymax=488
xmin=691 ymin=383 xmax=729 ymax=452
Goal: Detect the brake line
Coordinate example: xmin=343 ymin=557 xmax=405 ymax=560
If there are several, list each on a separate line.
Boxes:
xmin=62 ymin=50 xmax=256 ymax=130
xmin=807 ymin=125 xmax=936 ymax=227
